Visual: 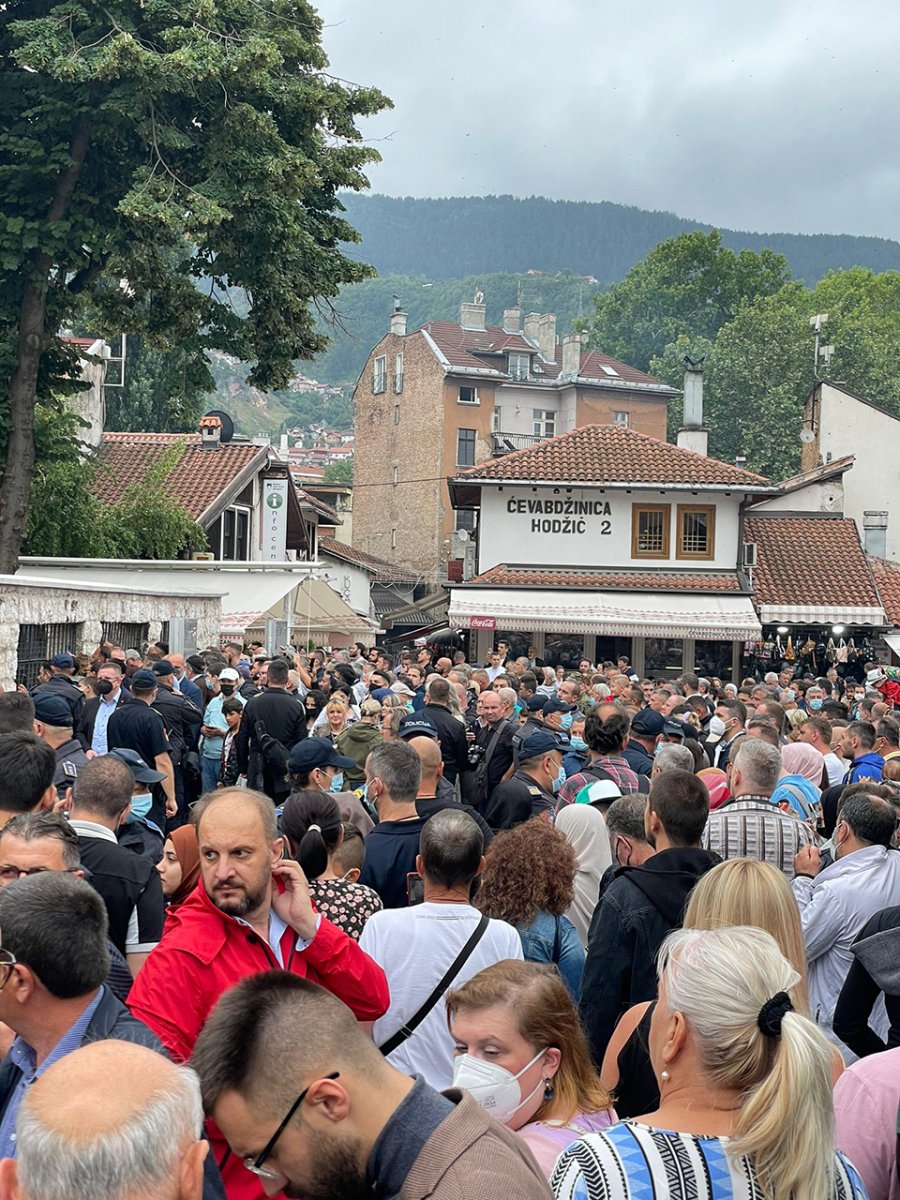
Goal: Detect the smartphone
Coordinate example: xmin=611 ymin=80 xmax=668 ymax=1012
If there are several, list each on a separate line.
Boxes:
xmin=406 ymin=872 xmax=424 ymax=905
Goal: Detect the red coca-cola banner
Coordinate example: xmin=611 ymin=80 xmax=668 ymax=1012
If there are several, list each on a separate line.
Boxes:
xmin=469 ymin=616 xmax=497 ymax=630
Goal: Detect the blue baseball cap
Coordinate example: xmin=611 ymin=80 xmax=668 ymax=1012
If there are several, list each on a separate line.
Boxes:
xmin=543 ymin=698 xmax=576 ymax=715
xmin=518 ymin=729 xmax=568 ymax=759
xmin=33 ymin=693 xmax=73 ymax=727
xmin=524 ymin=695 xmax=548 ymax=713
xmin=397 ymin=715 xmax=439 ymax=740
xmin=287 ymin=740 xmax=355 ymax=774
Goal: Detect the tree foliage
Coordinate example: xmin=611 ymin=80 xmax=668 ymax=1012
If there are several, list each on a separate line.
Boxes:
xmin=322 ymin=459 xmax=352 ymax=485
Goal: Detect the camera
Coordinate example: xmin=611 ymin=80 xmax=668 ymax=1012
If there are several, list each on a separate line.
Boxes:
xmin=467 ymin=742 xmax=486 ymax=768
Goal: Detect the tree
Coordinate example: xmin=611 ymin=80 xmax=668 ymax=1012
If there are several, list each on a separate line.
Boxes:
xmin=584 ymin=231 xmax=791 ymax=370
xmin=0 ymin=1 xmax=390 ymax=571
xmin=103 ymin=336 xmax=213 ymax=433
xmin=323 ymin=460 xmax=352 ymax=485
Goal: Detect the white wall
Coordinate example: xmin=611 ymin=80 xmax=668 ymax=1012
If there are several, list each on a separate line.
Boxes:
xmin=818 ymin=384 xmax=900 ymax=560
xmin=491 ymin=386 xmax=562 ymax=437
xmin=477 ymin=485 xmax=744 ymax=573
xmin=751 ymin=477 xmax=845 ymax=514
xmin=319 ymin=555 xmax=372 ymax=616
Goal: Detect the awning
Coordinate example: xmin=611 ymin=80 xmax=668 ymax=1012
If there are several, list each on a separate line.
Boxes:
xmin=258 ymin=578 xmax=378 ymax=639
xmin=883 ymin=632 xmax=900 ymax=656
xmin=220 ymin=573 xmax=301 ymax=633
xmin=758 ymin=604 xmax=887 ymax=627
xmin=448 ymin=587 xmax=761 ymax=640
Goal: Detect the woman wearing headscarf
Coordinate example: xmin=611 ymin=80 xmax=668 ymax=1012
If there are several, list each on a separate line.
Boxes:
xmin=555 ymin=804 xmax=611 ymax=948
xmin=155 ymin=824 xmax=201 ymax=911
xmin=697 ymin=766 xmax=731 ymax=810
xmin=771 ymin=741 xmax=827 ymax=822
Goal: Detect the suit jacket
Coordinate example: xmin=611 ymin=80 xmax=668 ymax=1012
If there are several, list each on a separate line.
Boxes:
xmin=76 ymin=689 xmax=131 ymax=750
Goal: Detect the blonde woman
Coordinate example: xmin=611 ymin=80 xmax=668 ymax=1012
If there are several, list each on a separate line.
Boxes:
xmin=313 ymin=695 xmax=352 ymax=743
xmin=379 ymin=694 xmax=406 ymax=741
xmin=553 ymin=926 xmax=866 ymax=1200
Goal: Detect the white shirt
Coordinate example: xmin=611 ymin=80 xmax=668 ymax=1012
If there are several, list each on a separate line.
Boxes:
xmin=824 ymin=751 xmax=846 ymax=787
xmin=359 ymin=901 xmax=523 ymax=1089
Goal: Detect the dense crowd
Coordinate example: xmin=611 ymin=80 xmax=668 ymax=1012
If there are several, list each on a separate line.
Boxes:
xmin=0 ymin=637 xmax=896 ymax=1199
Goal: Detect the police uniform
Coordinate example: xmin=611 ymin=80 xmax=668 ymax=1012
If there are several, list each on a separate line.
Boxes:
xmin=482 ymin=769 xmax=554 ymax=831
xmin=52 ymin=738 xmax=90 ymax=799
xmin=107 ymin=699 xmax=171 ymax=829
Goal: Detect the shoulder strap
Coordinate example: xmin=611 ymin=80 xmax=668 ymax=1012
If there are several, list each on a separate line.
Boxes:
xmin=378 ymin=915 xmax=490 ymax=1056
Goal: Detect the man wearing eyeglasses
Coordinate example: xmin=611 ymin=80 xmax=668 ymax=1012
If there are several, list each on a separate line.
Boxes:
xmin=193 ymin=973 xmax=552 ymax=1200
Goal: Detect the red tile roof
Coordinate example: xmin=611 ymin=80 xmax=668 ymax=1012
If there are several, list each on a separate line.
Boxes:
xmin=457 ymin=424 xmax=770 ymax=488
xmin=420 ymin=321 xmax=673 ymax=390
xmin=869 ymin=557 xmax=900 ymax=626
xmin=93 ymin=433 xmax=266 ymax=522
xmin=470 ymin=565 xmax=745 ymax=592
xmin=744 ymin=516 xmax=882 ymax=608
xmin=318 ymin=536 xmax=419 ymax=584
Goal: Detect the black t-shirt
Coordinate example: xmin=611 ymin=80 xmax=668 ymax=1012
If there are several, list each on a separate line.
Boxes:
xmin=107 ymin=702 xmax=170 ymax=826
xmin=358 ymin=817 xmax=429 ymax=909
xmin=75 ymin=828 xmax=165 ymax=956
xmin=482 ymin=770 xmax=553 ymax=831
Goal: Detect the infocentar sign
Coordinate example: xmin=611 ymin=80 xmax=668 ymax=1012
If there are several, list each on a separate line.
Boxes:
xmin=505 ymin=495 xmax=612 ymax=536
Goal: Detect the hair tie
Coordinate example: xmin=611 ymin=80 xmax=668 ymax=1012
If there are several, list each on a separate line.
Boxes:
xmin=757 ymin=991 xmax=793 ymax=1038
xmin=307 ymin=824 xmax=322 ymax=834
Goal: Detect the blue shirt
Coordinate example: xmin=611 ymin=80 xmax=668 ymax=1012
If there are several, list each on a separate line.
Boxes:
xmin=0 ymin=986 xmax=105 ymax=1158
xmin=91 ymin=694 xmax=120 ymax=754
xmin=202 ymin=692 xmax=244 ymax=758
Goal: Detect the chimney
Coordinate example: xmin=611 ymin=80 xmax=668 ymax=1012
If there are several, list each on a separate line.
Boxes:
xmin=502 ymin=307 xmax=521 ymax=334
xmin=460 ymin=295 xmax=486 ymax=330
xmin=523 ymin=311 xmax=541 ymax=344
xmin=676 ymin=357 xmax=708 ymax=456
xmin=199 ymin=414 xmax=222 ymax=451
xmin=561 ymin=332 xmax=583 ymax=378
xmin=390 ymin=305 xmax=407 ymax=337
xmin=863 ymin=511 xmax=888 ymax=558
xmin=537 ymin=313 xmax=557 ymax=363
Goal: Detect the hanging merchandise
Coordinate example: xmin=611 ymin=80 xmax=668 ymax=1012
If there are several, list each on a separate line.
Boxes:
xmin=825 ymin=638 xmax=836 ymax=664
xmin=784 ymin=635 xmax=795 ymax=662
xmin=775 ymin=635 xmax=784 ymax=658
xmin=836 ymin=638 xmax=848 ymax=664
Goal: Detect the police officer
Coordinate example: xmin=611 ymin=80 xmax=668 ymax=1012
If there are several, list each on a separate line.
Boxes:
xmin=106 ymin=669 xmax=176 ymax=828
xmin=108 ymin=747 xmax=167 ymax=863
xmin=511 ymin=695 xmax=547 ymax=759
xmin=32 ymin=693 xmax=89 ymax=800
xmin=150 ymin=660 xmax=202 ymax=817
xmin=482 ymin=729 xmax=568 ymax=831
xmin=31 ymin=653 xmax=84 ymax=727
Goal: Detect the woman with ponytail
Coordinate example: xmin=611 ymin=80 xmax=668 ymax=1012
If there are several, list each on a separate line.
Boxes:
xmin=280 ymin=789 xmax=382 ymax=940
xmin=552 ymin=926 xmax=867 ymax=1200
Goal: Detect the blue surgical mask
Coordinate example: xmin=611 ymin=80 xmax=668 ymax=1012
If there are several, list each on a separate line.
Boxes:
xmin=329 ymin=772 xmax=344 ymax=793
xmin=552 ymin=765 xmax=566 ymax=793
xmin=809 ymin=699 xmax=823 ymax=711
xmin=127 ymin=791 xmax=152 ymax=822
xmin=560 ymin=712 xmax=574 ymax=731
xmin=570 ymin=735 xmax=588 ymax=752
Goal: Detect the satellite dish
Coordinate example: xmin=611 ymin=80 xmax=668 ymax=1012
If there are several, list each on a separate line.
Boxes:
xmin=456 ymin=528 xmax=470 ymax=542
xmin=800 ymin=428 xmax=816 ymax=444
xmin=203 ymin=410 xmax=235 ymax=443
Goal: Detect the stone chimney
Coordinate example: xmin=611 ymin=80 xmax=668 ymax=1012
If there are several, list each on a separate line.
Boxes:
xmin=523 ymin=312 xmax=541 ymax=344
xmin=502 ymin=307 xmax=522 ymax=334
xmin=538 ymin=313 xmax=557 ymax=363
xmin=676 ymin=357 xmax=708 ymax=456
xmin=390 ymin=307 xmax=407 ymax=337
xmin=199 ymin=414 xmax=222 ymax=451
xmin=460 ymin=300 xmax=486 ymax=330
xmin=863 ymin=511 xmax=888 ymax=557
xmin=561 ymin=333 xmax=583 ymax=378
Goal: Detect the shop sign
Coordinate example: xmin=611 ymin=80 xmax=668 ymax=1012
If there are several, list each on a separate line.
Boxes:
xmin=505 ymin=495 xmax=613 ymax=536
xmin=470 ymin=615 xmax=497 ymax=630
xmin=262 ymin=477 xmax=288 ymax=560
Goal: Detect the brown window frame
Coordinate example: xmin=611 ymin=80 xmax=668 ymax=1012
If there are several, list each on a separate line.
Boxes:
xmin=676 ymin=504 xmax=716 ymax=560
xmin=631 ymin=503 xmax=671 ymax=559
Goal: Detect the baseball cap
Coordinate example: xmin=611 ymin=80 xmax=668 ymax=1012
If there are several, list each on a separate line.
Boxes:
xmin=631 ymin=709 xmax=664 ymax=737
xmin=33 ymin=693 xmax=74 ymax=727
xmin=577 ymin=778 xmax=623 ymax=807
xmin=370 ymin=687 xmax=391 ymax=702
xmin=542 ymin=698 xmax=576 ymax=715
xmin=287 ymin=740 xmax=355 ymax=774
xmin=151 ymin=660 xmax=175 ymax=677
xmin=108 ymin=747 xmax=166 ymax=784
xmin=390 ymin=681 xmax=416 ymax=697
xmin=518 ymin=729 xmax=568 ymax=759
xmin=525 ymin=695 xmax=548 ymax=713
xmin=51 ymin=653 xmax=76 ymax=669
xmin=397 ymin=715 xmax=439 ymax=740
xmin=360 ymin=698 xmax=382 ymax=716
xmin=187 ymin=654 xmax=206 ymax=673
xmin=130 ymin=669 xmax=158 ymax=690
xmin=219 ymin=667 xmax=240 ymax=683
xmin=663 ymin=718 xmax=686 ymax=739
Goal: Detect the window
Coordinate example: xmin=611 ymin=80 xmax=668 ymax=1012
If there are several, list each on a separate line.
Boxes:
xmin=613 ymin=411 xmax=629 ymax=426
xmin=456 ymin=509 xmax=477 ymax=533
xmin=492 ymin=406 xmax=502 ymax=432
xmin=645 ymin=637 xmax=683 ymax=675
xmin=532 ymin=409 xmax=556 ymax=438
xmin=677 ymin=504 xmax=716 ymax=559
xmin=392 ymin=465 xmax=399 ymax=485
xmin=458 ymin=385 xmax=479 ymax=404
xmin=456 ymin=428 xmax=476 ymax=467
xmin=600 ymin=363 xmax=620 ymax=377
xmin=631 ymin=504 xmax=671 ymax=558
xmin=222 ymin=507 xmax=251 ymax=560
xmin=16 ymin=622 xmax=80 ymax=688
xmin=393 ymin=353 xmax=404 ymax=394
xmin=373 ymin=355 xmax=387 ymax=394
xmin=391 ymin=528 xmax=397 ymax=549
xmin=508 ymin=352 xmax=530 ymax=381
xmin=394 ymin=404 xmax=400 ymax=426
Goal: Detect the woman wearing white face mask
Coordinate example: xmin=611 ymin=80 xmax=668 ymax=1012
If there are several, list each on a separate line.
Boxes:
xmin=446 ymin=960 xmax=615 ymax=1179
xmin=280 ymin=789 xmax=382 ymax=940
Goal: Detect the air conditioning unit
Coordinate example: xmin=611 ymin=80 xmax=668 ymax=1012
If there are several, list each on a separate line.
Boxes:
xmin=742 ymin=542 xmax=758 ymax=568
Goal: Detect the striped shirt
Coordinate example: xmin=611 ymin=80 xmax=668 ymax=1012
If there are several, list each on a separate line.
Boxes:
xmin=701 ymin=795 xmax=818 ymax=879
xmin=550 ymin=1122 xmax=867 ymax=1200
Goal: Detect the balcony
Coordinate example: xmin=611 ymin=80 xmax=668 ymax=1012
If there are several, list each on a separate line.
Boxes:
xmin=491 ymin=431 xmax=543 ymax=456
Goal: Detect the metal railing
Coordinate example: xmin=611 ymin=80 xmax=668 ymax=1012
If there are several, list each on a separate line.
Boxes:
xmin=491 ymin=431 xmax=544 ymax=456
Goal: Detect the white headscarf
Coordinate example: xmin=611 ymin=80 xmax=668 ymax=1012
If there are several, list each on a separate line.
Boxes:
xmin=555 ymin=804 xmax=612 ymax=949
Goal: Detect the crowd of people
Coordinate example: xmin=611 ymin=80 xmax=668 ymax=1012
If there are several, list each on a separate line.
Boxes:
xmin=0 ymin=636 xmax=897 ymax=1199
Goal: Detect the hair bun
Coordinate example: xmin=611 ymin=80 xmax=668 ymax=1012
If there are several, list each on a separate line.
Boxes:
xmin=757 ymin=991 xmax=793 ymax=1038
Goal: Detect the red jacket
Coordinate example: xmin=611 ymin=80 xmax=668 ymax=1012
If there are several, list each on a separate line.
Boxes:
xmin=128 ymin=885 xmax=389 ymax=1200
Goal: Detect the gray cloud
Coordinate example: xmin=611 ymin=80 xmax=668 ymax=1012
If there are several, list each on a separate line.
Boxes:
xmin=322 ymin=0 xmax=900 ymax=239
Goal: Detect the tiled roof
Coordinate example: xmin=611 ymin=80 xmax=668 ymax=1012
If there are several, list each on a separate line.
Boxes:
xmin=744 ymin=516 xmax=882 ymax=608
xmin=470 ymin=565 xmax=745 ymax=592
xmin=457 ymin=424 xmax=771 ymax=488
xmin=421 ymin=321 xmax=673 ymax=390
xmin=869 ymin=557 xmax=900 ymax=626
xmin=93 ymin=433 xmax=266 ymax=522
xmin=297 ymin=490 xmax=340 ymax=523
xmin=318 ymin=536 xmax=419 ymax=584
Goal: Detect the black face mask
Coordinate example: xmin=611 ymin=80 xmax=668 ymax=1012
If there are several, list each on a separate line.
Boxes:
xmin=220 ymin=684 xmax=235 ymax=697
xmin=97 ymin=679 xmax=115 ymax=696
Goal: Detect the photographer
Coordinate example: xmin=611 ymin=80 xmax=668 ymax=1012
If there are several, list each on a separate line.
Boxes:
xmin=461 ymin=690 xmax=514 ymax=814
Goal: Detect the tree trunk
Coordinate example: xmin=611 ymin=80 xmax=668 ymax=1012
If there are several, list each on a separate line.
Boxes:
xmin=0 ymin=119 xmax=91 ymax=574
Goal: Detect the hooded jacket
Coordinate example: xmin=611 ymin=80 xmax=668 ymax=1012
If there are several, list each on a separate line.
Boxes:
xmin=844 ymin=751 xmax=885 ymax=785
xmin=833 ymin=902 xmax=900 ymax=1058
xmin=336 ymin=719 xmax=383 ymax=787
xmin=580 ymin=846 xmax=719 ymax=1065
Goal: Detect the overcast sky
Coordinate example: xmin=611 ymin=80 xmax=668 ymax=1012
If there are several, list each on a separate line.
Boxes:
xmin=322 ymin=0 xmax=900 ymax=240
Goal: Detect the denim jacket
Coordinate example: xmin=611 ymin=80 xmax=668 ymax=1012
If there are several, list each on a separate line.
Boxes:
xmin=517 ymin=909 xmax=585 ymax=1001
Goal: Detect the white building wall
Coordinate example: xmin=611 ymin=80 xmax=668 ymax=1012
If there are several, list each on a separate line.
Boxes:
xmin=491 ymin=386 xmax=562 ymax=438
xmin=319 ymin=556 xmax=372 ymax=615
xmin=751 ymin=478 xmax=845 ymax=514
xmin=477 ymin=485 xmax=744 ymax=574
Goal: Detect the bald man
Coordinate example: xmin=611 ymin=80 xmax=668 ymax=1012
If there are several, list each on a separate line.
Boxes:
xmin=0 ymin=1042 xmax=207 ymax=1200
xmin=410 ymin=736 xmax=494 ymax=848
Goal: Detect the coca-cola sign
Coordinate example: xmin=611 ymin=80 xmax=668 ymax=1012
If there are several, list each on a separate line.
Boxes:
xmin=469 ymin=616 xmax=497 ymax=630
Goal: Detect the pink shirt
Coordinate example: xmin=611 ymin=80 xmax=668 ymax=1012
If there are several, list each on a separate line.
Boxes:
xmin=518 ymin=1107 xmax=616 ymax=1179
xmin=833 ymin=1046 xmax=900 ymax=1200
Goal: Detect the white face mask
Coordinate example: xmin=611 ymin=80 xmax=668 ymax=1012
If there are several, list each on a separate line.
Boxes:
xmin=708 ymin=714 xmax=727 ymax=737
xmin=451 ymin=1050 xmax=545 ymax=1124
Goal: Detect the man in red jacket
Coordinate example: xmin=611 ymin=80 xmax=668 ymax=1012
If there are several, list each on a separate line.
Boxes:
xmin=128 ymin=787 xmax=389 ymax=1200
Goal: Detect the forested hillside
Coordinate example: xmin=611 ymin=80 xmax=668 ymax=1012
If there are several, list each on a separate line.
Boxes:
xmin=339 ymin=194 xmax=900 ymax=285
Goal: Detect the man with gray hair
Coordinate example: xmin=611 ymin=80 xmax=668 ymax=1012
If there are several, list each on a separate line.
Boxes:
xmin=651 ymin=743 xmax=695 ymax=779
xmin=702 ymin=737 xmax=818 ymax=878
xmin=360 ymin=809 xmax=522 ymax=1089
xmin=359 ymin=741 xmax=428 ymax=908
xmin=0 ymin=1041 xmax=208 ymax=1200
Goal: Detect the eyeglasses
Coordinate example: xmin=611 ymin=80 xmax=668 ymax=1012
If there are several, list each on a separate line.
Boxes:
xmin=0 ymin=865 xmax=78 ymax=884
xmin=244 ymin=1071 xmax=339 ymax=1181
xmin=0 ymin=948 xmax=16 ymax=989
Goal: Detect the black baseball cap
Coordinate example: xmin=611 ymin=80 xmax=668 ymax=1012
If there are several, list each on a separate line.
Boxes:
xmin=543 ymin=698 xmax=576 ymax=715
xmin=524 ymin=695 xmax=548 ymax=713
xmin=519 ymin=729 xmax=568 ymax=759
xmin=130 ymin=669 xmax=158 ymax=689
xmin=398 ymin=715 xmax=440 ymax=740
xmin=108 ymin=747 xmax=166 ymax=784
xmin=151 ymin=660 xmax=176 ymax=677
xmin=631 ymin=709 xmax=665 ymax=737
xmin=287 ymin=740 xmax=355 ymax=774
xmin=33 ymin=693 xmax=74 ymax=727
